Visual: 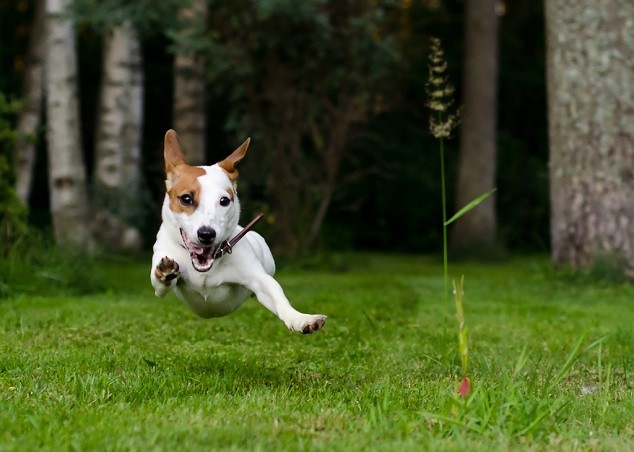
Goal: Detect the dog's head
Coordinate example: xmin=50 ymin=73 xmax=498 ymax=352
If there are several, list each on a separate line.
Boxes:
xmin=162 ymin=129 xmax=250 ymax=272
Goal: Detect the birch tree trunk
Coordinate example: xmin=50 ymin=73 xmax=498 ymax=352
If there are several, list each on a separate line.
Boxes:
xmin=45 ymin=0 xmax=93 ymax=251
xmin=93 ymin=22 xmax=144 ymax=252
xmin=450 ymin=0 xmax=501 ymax=257
xmin=172 ymin=0 xmax=208 ymax=164
xmin=545 ymin=0 xmax=634 ymax=275
xmin=121 ymin=26 xmax=144 ymax=251
xmin=15 ymin=0 xmax=46 ymax=205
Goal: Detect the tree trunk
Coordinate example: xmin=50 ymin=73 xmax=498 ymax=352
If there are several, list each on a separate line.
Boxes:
xmin=172 ymin=0 xmax=208 ymax=165
xmin=45 ymin=0 xmax=93 ymax=251
xmin=545 ymin=0 xmax=634 ymax=274
xmin=450 ymin=0 xmax=500 ymax=257
xmin=121 ymin=25 xmax=144 ymax=251
xmin=93 ymin=22 xmax=144 ymax=252
xmin=15 ymin=0 xmax=46 ymax=205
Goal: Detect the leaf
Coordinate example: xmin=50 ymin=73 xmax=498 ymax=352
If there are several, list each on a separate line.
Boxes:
xmin=583 ymin=332 xmax=615 ymax=353
xmin=458 ymin=376 xmax=471 ymax=398
xmin=445 ymin=188 xmax=497 ymax=226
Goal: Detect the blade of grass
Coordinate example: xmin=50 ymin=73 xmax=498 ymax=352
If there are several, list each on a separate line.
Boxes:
xmin=363 ymin=309 xmax=376 ymax=330
xmin=419 ymin=411 xmax=481 ymax=433
xmin=583 ymin=333 xmax=614 ymax=353
xmin=513 ymin=346 xmax=529 ymax=376
xmin=445 ymin=188 xmax=497 ymax=226
xmin=600 ymin=362 xmax=612 ymax=427
xmin=516 ymin=399 xmax=569 ymax=436
xmin=548 ymin=331 xmax=587 ymax=389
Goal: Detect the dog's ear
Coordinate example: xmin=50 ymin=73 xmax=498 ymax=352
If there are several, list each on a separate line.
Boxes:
xmin=164 ymin=129 xmax=186 ymax=173
xmin=218 ymin=138 xmax=250 ymax=181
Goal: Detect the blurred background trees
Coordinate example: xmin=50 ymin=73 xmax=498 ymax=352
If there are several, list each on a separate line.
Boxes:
xmin=2 ymin=0 xmax=629 ymax=276
xmin=207 ymin=0 xmax=402 ymax=255
xmin=172 ymin=0 xmax=208 ymax=165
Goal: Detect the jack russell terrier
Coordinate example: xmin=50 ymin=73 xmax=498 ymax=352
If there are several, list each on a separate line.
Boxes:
xmin=150 ymin=130 xmax=326 ymax=334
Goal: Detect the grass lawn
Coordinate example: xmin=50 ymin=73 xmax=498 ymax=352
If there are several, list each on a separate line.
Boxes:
xmin=0 ymin=254 xmax=632 ymax=450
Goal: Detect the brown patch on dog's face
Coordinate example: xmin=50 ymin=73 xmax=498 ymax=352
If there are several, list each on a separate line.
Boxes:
xmin=163 ymin=130 xmax=206 ymax=215
xmin=167 ymin=165 xmax=205 ymax=215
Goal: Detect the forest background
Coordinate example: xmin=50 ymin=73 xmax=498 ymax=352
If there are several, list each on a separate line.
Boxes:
xmin=0 ymin=0 xmax=630 ymax=277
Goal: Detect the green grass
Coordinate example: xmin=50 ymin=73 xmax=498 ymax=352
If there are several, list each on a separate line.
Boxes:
xmin=1 ymin=254 xmax=632 ymax=450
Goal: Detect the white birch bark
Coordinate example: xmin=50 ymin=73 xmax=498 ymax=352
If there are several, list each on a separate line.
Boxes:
xmin=94 ymin=21 xmax=144 ymax=251
xmin=15 ymin=0 xmax=46 ymax=205
xmin=121 ymin=25 xmax=144 ymax=251
xmin=44 ymin=0 xmax=93 ymax=251
xmin=173 ymin=0 xmax=208 ymax=164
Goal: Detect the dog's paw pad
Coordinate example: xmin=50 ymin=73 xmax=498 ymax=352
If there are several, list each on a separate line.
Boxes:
xmin=155 ymin=256 xmax=180 ymax=285
xmin=299 ymin=315 xmax=326 ymax=334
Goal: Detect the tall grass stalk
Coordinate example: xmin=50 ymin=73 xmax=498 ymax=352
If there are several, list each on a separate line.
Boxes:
xmin=453 ymin=276 xmax=468 ymax=376
xmin=425 ymin=38 xmax=470 ymax=399
xmin=425 ymin=38 xmax=497 ymax=305
xmin=425 ymin=37 xmax=458 ymax=306
xmin=440 ymin=135 xmax=448 ymax=304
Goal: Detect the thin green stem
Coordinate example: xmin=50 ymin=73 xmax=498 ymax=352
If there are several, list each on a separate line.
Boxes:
xmin=439 ymin=135 xmax=448 ymax=306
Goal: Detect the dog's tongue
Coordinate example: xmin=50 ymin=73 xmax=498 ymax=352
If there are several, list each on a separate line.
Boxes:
xmin=188 ymin=242 xmax=205 ymax=255
xmin=180 ymin=229 xmax=214 ymax=272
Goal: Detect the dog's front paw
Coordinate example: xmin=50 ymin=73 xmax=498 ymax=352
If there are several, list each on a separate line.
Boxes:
xmin=155 ymin=256 xmax=180 ymax=285
xmin=288 ymin=314 xmax=327 ymax=334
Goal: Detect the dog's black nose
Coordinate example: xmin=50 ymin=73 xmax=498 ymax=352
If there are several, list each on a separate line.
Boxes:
xmin=197 ymin=227 xmax=216 ymax=245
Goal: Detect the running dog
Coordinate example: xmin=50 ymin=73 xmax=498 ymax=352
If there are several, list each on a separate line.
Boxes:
xmin=150 ymin=130 xmax=326 ymax=334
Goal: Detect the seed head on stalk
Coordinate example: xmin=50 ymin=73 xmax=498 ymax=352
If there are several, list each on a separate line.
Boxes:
xmin=425 ymin=37 xmax=460 ymax=138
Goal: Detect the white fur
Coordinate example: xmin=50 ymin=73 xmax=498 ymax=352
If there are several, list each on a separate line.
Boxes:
xmin=150 ymin=165 xmax=326 ymax=333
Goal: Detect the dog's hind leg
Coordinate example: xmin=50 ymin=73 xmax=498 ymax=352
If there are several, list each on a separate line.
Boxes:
xmin=246 ymin=273 xmax=326 ymax=334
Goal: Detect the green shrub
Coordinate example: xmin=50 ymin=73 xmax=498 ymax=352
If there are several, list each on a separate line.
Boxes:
xmin=0 ymin=231 xmax=106 ymax=298
xmin=0 ymin=92 xmax=104 ymax=298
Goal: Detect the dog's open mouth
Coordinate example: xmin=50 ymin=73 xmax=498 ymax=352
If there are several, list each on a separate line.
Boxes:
xmin=180 ymin=229 xmax=215 ymax=272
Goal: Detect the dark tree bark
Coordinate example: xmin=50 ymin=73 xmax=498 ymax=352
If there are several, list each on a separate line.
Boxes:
xmin=172 ymin=0 xmax=208 ymax=165
xmin=545 ymin=0 xmax=634 ymax=275
xmin=450 ymin=0 xmax=501 ymax=257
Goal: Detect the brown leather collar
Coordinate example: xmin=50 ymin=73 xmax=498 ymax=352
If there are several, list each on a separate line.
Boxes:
xmin=211 ymin=212 xmax=265 ymax=261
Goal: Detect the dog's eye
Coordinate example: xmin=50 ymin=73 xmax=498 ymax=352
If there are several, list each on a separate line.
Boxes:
xmin=219 ymin=196 xmax=231 ymax=207
xmin=179 ymin=194 xmax=194 ymax=206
